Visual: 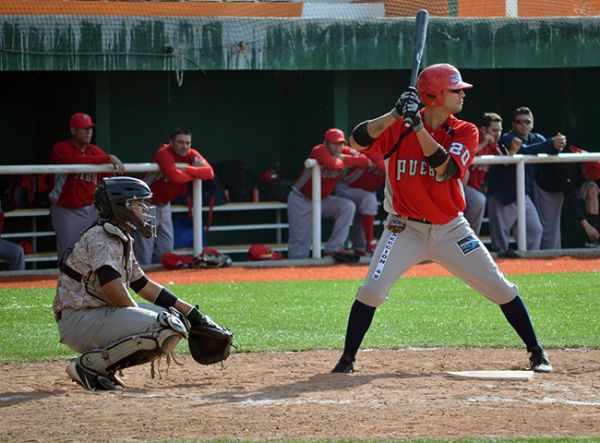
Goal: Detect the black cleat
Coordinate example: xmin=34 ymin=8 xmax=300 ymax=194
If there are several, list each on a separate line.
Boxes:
xmin=66 ymin=358 xmax=122 ymax=391
xmin=331 ymin=355 xmax=355 ymax=373
xmin=528 ymin=346 xmax=552 ymax=373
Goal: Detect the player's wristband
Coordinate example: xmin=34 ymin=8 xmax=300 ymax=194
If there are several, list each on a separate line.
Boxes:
xmin=186 ymin=305 xmax=205 ymax=327
xmin=154 ymin=287 xmax=179 ymax=308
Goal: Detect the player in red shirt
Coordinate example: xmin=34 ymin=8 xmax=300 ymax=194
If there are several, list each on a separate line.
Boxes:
xmin=134 ymin=128 xmax=214 ymax=265
xmin=463 ymin=112 xmax=504 ymax=235
xmin=331 ymin=64 xmax=551 ymax=374
xmin=287 ymin=128 xmax=369 ymax=260
xmin=49 ymin=113 xmax=125 ymax=264
xmin=335 ymin=149 xmax=385 ymax=255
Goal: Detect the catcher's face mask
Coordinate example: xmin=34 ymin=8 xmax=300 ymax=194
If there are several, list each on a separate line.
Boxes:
xmin=123 ymin=198 xmax=157 ymax=238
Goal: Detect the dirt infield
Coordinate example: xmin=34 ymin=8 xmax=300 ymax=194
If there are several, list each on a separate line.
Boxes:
xmin=1 ymin=256 xmax=600 ymax=442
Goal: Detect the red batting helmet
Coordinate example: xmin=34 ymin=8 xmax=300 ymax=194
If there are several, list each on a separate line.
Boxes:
xmin=323 ymin=128 xmax=346 ymax=144
xmin=416 ymin=63 xmax=473 ymax=107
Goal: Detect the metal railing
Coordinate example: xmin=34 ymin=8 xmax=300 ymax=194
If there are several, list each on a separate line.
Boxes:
xmin=1 ymin=151 xmax=600 ymax=261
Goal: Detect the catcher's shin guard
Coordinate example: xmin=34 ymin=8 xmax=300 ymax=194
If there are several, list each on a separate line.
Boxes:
xmin=79 ymin=313 xmax=187 ymax=375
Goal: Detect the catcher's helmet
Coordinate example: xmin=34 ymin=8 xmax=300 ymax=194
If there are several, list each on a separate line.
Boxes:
xmin=94 ymin=176 xmax=156 ymax=238
xmin=416 ymin=63 xmax=473 ymax=107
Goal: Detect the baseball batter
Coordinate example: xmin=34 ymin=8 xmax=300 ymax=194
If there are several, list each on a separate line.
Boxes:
xmin=53 ymin=176 xmax=218 ymax=391
xmin=287 ymin=128 xmax=369 ymax=259
xmin=134 ymin=128 xmax=214 ymax=265
xmin=49 ymin=113 xmax=125 ymax=264
xmin=331 ymin=64 xmax=552 ymax=374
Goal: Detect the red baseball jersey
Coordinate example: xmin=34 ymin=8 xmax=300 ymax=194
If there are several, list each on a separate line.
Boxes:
xmin=368 ymin=112 xmax=478 ymax=224
xmin=342 ymin=150 xmax=386 ymax=192
xmin=466 ymin=142 xmax=501 ymax=191
xmin=50 ymin=139 xmax=112 ymax=208
xmin=294 ymin=145 xmax=369 ymax=199
xmin=145 ymin=144 xmax=214 ymax=205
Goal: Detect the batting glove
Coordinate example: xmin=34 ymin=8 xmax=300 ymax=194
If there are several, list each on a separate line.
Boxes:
xmin=392 ymin=87 xmax=420 ymax=119
xmin=403 ymin=100 xmax=423 ymax=132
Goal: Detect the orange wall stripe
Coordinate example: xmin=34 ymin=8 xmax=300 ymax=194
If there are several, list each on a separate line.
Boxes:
xmin=0 ymin=1 xmax=303 ymax=18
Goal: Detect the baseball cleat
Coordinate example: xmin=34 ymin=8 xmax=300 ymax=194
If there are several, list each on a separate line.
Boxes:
xmin=528 ymin=346 xmax=552 ymax=373
xmin=66 ymin=358 xmax=122 ymax=391
xmin=331 ymin=355 xmax=355 ymax=373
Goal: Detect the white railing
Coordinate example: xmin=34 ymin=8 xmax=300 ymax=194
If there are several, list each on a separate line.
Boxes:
xmin=1 ymin=152 xmax=599 ymax=262
xmin=0 ymin=163 xmax=204 ymax=257
xmin=303 ymin=152 xmax=600 ymax=255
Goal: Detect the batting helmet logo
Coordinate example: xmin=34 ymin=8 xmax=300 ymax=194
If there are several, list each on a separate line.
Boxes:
xmin=417 ymin=64 xmax=473 ymax=106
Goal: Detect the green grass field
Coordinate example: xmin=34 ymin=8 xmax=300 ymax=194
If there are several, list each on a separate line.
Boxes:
xmin=1 ymin=271 xmax=598 ymax=362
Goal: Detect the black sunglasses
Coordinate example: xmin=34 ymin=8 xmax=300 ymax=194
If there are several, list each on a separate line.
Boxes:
xmin=515 ymin=119 xmax=532 ymax=125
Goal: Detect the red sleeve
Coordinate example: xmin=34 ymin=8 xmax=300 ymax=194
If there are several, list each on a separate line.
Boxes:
xmin=444 ymin=122 xmax=479 ymax=179
xmin=310 ymin=145 xmax=345 ymax=171
xmin=183 ymin=150 xmax=214 ymax=180
xmin=51 ymin=142 xmax=111 ymax=164
xmin=341 ymin=146 xmax=370 ymax=169
xmin=369 ymin=119 xmax=405 ymax=157
xmin=154 ymin=147 xmax=194 ymax=184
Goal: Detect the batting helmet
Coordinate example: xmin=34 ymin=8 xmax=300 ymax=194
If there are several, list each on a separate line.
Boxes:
xmin=94 ymin=176 xmax=156 ymax=238
xmin=323 ymin=128 xmax=346 ymax=144
xmin=416 ymin=63 xmax=473 ymax=107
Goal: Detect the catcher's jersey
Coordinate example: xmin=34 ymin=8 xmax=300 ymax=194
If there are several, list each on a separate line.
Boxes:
xmin=52 ymin=224 xmax=145 ymax=313
xmin=368 ymin=112 xmax=478 ymax=224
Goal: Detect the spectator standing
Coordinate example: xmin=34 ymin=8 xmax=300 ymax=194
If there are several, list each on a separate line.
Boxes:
xmin=49 ymin=113 xmax=125 ymax=264
xmin=335 ymin=149 xmax=386 ymax=255
xmin=463 ymin=112 xmax=503 ymax=235
xmin=485 ymin=107 xmax=564 ymax=257
xmin=287 ymin=128 xmax=369 ymax=260
xmin=134 ymin=128 xmax=214 ymax=265
xmin=0 ymin=206 xmax=25 ymax=271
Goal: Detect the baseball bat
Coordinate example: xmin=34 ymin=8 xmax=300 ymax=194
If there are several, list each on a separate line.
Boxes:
xmin=405 ymin=9 xmax=429 ymax=127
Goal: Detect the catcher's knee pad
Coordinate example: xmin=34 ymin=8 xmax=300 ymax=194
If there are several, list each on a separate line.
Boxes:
xmin=356 ymin=285 xmax=387 ymax=307
xmin=80 ymin=311 xmax=188 ymax=375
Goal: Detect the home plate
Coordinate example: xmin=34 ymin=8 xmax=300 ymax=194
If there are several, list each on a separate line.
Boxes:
xmin=446 ymin=370 xmax=534 ymax=381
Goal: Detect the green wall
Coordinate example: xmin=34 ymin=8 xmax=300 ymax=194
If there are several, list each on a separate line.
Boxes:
xmin=1 ymin=67 xmax=598 ymax=247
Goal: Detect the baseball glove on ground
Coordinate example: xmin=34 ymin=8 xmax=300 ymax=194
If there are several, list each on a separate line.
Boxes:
xmin=188 ymin=315 xmax=233 ymax=365
xmin=191 ymin=247 xmax=232 ymax=268
xmin=331 ymin=249 xmax=360 ymax=264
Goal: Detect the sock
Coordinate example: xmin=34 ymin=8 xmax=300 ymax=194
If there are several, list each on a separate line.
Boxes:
xmin=342 ymin=299 xmax=376 ymax=360
xmin=499 ymin=295 xmax=539 ymax=351
xmin=586 ymin=212 xmax=598 ymax=230
xmin=361 ymin=214 xmax=375 ymax=245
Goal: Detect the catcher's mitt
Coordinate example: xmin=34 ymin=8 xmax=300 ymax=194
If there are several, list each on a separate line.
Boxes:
xmin=331 ymin=248 xmax=360 ymax=264
xmin=188 ymin=315 xmax=233 ymax=365
xmin=191 ymin=247 xmax=232 ymax=269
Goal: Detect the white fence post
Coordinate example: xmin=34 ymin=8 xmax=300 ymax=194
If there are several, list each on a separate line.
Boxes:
xmin=304 ymin=159 xmax=322 ymax=259
xmin=192 ymin=179 xmax=203 ymax=257
xmin=515 ymin=159 xmax=527 ymax=252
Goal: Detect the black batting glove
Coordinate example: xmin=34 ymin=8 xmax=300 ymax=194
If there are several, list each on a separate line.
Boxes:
xmin=392 ymin=87 xmax=420 ymax=119
xmin=186 ymin=305 xmax=205 ymax=327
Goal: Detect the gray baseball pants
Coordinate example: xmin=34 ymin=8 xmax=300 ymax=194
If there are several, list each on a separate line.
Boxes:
xmin=57 ymin=304 xmax=167 ymax=353
xmin=486 ymin=195 xmax=542 ymax=253
xmin=532 ymin=181 xmax=563 ymax=249
xmin=463 ymin=185 xmax=486 ymax=236
xmin=0 ymin=239 xmax=25 ymax=270
xmin=50 ymin=204 xmax=99 ymax=264
xmin=357 ymin=215 xmax=517 ymax=307
xmin=287 ymin=188 xmax=356 ymax=259
xmin=133 ymin=204 xmax=174 ymax=265
xmin=335 ymin=183 xmax=379 ymax=251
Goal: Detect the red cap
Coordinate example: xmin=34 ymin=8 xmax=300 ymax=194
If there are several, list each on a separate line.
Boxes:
xmin=161 ymin=251 xmax=193 ymax=269
xmin=259 ymin=168 xmax=279 ymax=183
xmin=323 ymin=128 xmax=346 ymax=144
xmin=69 ymin=113 xmax=96 ymax=129
xmin=248 ymin=244 xmax=283 ymax=261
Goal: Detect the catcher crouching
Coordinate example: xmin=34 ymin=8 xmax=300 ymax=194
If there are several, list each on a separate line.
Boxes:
xmin=52 ymin=176 xmax=233 ymax=391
